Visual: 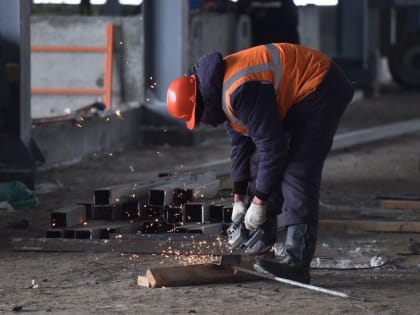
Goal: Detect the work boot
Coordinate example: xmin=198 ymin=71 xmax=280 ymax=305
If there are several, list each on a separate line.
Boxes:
xmin=244 ymin=215 xmax=278 ymax=256
xmin=254 ymin=224 xmax=317 ymax=284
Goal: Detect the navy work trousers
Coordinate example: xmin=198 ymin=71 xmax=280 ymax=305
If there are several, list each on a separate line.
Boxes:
xmin=249 ymin=61 xmax=354 ymax=227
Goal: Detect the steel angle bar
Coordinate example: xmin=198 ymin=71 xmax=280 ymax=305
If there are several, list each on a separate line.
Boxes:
xmin=45 ymin=229 xmax=64 ymax=238
xmin=121 ymin=200 xmax=140 ymax=220
xmin=208 ymin=204 xmax=224 ymax=223
xmin=73 ymin=226 xmax=101 ymax=240
xmin=223 ymin=206 xmax=233 ymax=224
xmin=176 ymin=179 xmax=220 ymax=204
xmin=148 ymin=181 xmax=189 ymax=207
xmin=94 ymin=181 xmax=157 ymax=206
xmin=174 ymin=222 xmax=224 ymax=235
xmin=164 ymin=205 xmax=183 ymax=224
xmin=97 ymin=221 xmax=139 ymax=239
xmin=139 ymin=202 xmax=164 ymax=221
xmin=183 ymin=202 xmax=209 ymax=223
xmin=67 ymin=221 xmax=139 ymax=240
xmin=188 ymin=179 xmax=220 ymax=200
xmin=148 ymin=172 xmax=218 ymax=206
xmin=92 ymin=204 xmax=123 ymax=221
xmin=205 ymin=199 xmax=233 ymax=223
xmin=94 ymin=177 xmax=178 ymax=206
xmin=77 ymin=202 xmax=93 ymax=220
xmin=94 ymin=173 xmax=215 ymax=206
xmin=63 ymin=229 xmax=76 ymax=239
xmin=138 ymin=220 xmax=167 ymax=234
xmin=50 ymin=205 xmax=86 ymax=228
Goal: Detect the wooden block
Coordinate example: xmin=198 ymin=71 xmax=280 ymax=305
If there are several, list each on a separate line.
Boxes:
xmin=141 ymin=263 xmax=258 ymax=288
xmin=320 ymin=219 xmax=420 ymax=233
xmin=380 ymin=199 xmax=420 ymax=210
xmin=137 ymin=276 xmax=150 ymax=288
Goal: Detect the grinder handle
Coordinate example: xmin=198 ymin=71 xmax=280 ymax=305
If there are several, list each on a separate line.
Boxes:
xmin=232 ymin=211 xmax=245 ymax=225
xmin=243 ymin=228 xmax=264 ymax=249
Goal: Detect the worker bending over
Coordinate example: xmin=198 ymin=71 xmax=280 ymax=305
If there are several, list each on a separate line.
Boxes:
xmin=166 ymin=43 xmax=354 ymax=283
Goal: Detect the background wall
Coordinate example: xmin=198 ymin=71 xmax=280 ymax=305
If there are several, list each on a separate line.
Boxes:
xmin=30 ymin=7 xmax=340 ymax=119
xmin=31 ymin=16 xmax=144 ymax=118
xmin=31 ymin=7 xmax=373 ymax=167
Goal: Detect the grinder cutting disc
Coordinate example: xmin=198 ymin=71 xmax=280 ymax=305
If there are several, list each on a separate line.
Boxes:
xmin=215 ymin=254 xmax=241 ymax=266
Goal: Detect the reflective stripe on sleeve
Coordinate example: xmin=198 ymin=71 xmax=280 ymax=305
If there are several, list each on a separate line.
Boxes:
xmin=222 ymin=44 xmax=282 ymax=134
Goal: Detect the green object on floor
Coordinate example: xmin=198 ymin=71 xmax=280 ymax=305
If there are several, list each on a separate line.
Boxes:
xmin=0 ymin=181 xmax=39 ymax=208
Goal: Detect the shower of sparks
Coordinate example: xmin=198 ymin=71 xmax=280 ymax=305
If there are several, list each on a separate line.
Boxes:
xmin=148 ymin=76 xmax=158 ymax=89
xmin=161 ymin=235 xmax=227 ymax=266
xmin=127 ymin=234 xmax=230 ymax=267
xmin=115 ymin=110 xmax=123 ymax=120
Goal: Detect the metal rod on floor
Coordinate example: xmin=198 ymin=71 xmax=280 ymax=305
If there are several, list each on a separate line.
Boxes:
xmin=233 ymin=266 xmax=365 ymax=302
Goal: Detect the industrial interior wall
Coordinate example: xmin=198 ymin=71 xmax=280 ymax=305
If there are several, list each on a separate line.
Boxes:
xmin=188 ymin=12 xmax=252 ymax=63
xmin=30 ymin=16 xmax=144 ymax=118
xmin=30 ymin=8 xmax=330 ymax=167
xmin=298 ymin=5 xmax=336 ymax=54
xmin=188 ymin=7 xmax=336 ymax=64
xmin=30 ymin=9 xmax=330 ymax=119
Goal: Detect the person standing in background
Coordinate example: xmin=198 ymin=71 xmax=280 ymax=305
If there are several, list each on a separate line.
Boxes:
xmin=237 ymin=0 xmax=300 ymax=46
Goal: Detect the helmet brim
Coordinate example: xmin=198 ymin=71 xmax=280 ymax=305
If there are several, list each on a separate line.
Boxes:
xmin=185 ymin=75 xmax=197 ymax=130
xmin=186 ymin=104 xmax=196 ymax=130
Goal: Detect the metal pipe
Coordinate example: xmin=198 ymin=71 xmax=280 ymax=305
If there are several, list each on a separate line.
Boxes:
xmin=233 ymin=266 xmax=365 ymax=302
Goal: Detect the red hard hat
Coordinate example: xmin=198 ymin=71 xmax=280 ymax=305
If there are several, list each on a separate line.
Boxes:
xmin=166 ymin=75 xmax=197 ymax=130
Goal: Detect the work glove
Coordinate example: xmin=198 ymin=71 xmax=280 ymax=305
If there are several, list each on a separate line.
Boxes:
xmin=231 ymin=200 xmax=247 ymax=223
xmin=244 ymin=203 xmax=266 ymax=230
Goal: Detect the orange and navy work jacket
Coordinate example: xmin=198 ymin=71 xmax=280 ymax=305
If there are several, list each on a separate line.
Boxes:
xmin=222 ymin=43 xmax=330 ymax=135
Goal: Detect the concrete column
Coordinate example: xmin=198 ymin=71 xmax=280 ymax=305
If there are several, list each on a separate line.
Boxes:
xmin=0 ymin=0 xmax=31 ymax=146
xmin=0 ymin=0 xmax=38 ymax=187
xmin=143 ymin=0 xmax=189 ymax=103
xmin=336 ymin=0 xmax=369 ymax=67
